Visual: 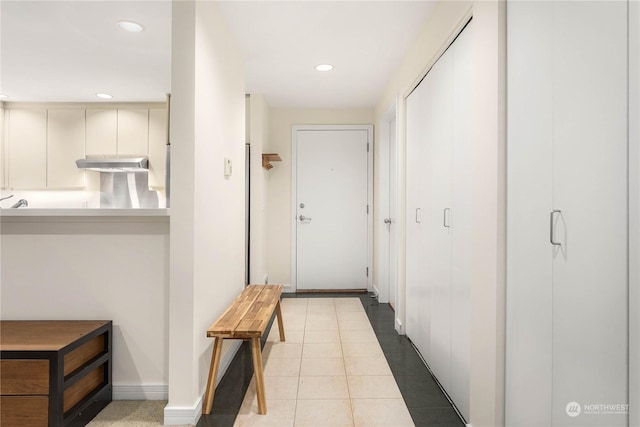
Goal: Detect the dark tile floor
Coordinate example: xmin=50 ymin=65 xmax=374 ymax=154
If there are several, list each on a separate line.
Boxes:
xmin=197 ymin=293 xmax=465 ymax=427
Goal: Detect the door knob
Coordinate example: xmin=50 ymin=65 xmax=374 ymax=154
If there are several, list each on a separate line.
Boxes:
xmin=299 ymin=215 xmax=312 ymax=222
xmin=384 ymin=218 xmax=392 ymax=224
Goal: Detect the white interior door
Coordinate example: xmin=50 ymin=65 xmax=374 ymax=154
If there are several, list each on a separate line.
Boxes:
xmin=295 ymin=129 xmax=370 ymax=290
xmin=551 ymin=2 xmax=628 ymax=425
xmin=426 ymin=45 xmax=453 ymax=392
xmin=406 ymin=72 xmax=433 ymax=361
xmin=449 ymin=22 xmax=473 ymax=420
xmin=506 ymin=2 xmax=629 ymax=426
xmin=506 ymin=2 xmax=555 ymax=424
xmin=406 ymin=22 xmax=472 ymax=420
xmin=388 ymin=117 xmax=398 ymax=310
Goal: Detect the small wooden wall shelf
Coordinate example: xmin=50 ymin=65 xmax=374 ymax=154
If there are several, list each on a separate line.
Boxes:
xmin=262 ymin=153 xmax=282 ymax=170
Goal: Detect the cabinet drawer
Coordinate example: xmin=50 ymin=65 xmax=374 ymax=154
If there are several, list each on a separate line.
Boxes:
xmin=0 ymin=360 xmax=49 ymax=395
xmin=64 ymin=364 xmax=105 ymax=413
xmin=64 ymin=334 xmax=105 ymax=376
xmin=0 ymin=396 xmax=48 ymax=427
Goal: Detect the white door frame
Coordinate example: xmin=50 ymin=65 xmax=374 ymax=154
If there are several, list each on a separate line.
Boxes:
xmin=290 ymin=124 xmax=374 ymax=293
xmin=629 ymin=1 xmax=639 ymax=423
xmin=376 ymin=98 xmax=399 ymax=304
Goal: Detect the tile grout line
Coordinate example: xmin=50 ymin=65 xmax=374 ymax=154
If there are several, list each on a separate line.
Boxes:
xmin=344 ymin=299 xmax=357 ymax=427
xmin=290 ymin=303 xmax=307 ymax=427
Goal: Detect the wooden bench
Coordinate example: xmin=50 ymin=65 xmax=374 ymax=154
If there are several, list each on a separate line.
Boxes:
xmin=203 ymin=284 xmax=285 ymax=415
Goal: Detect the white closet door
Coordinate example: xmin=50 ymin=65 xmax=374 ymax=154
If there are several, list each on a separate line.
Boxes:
xmin=506 ymin=2 xmax=554 ymax=425
xmin=425 ymin=45 xmax=453 ymax=391
xmin=507 ymin=2 xmax=628 ymax=426
xmin=406 ymin=72 xmax=433 ymax=360
xmin=449 ymin=22 xmax=473 ymax=421
xmin=552 ymin=2 xmax=628 ymax=425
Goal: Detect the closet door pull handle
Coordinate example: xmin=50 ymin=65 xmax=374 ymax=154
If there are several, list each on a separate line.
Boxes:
xmin=550 ymin=210 xmax=561 ymax=246
xmin=415 ymin=208 xmax=421 ymax=223
xmin=444 ymin=208 xmax=450 ymax=228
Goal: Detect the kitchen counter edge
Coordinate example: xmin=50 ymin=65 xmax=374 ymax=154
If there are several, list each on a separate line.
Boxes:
xmin=0 ymin=208 xmax=170 ymax=218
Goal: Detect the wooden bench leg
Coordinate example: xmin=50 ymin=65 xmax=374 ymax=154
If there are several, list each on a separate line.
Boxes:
xmin=275 ymin=300 xmax=286 ymax=342
xmin=250 ymin=337 xmax=267 ymax=415
xmin=203 ymin=337 xmax=224 ymax=415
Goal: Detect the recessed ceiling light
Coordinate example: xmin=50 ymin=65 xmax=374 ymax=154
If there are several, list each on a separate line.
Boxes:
xmin=0 ymin=94 xmax=7 ymax=99
xmin=116 ymin=20 xmax=144 ymax=33
xmin=315 ymin=64 xmax=334 ymax=72
xmin=96 ymin=93 xmax=113 ymax=99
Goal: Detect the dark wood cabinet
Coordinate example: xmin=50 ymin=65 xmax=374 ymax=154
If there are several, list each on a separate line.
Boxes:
xmin=0 ymin=321 xmax=112 ymax=426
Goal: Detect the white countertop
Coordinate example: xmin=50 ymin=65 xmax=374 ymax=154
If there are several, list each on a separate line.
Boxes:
xmin=0 ymin=208 xmax=170 ymax=218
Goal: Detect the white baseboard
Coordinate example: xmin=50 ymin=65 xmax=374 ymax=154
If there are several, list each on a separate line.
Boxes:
xmin=395 ymin=318 xmax=404 ymax=335
xmin=113 ymin=384 xmax=168 ymax=400
xmin=163 ymin=395 xmax=202 ymax=426
xmin=163 ymin=340 xmax=242 ymax=426
xmin=372 ymin=283 xmax=380 ymax=299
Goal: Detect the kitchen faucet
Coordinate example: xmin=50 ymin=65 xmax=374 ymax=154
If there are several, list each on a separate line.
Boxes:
xmin=10 ymin=199 xmax=28 ymax=209
xmin=0 ymin=195 xmax=29 ymax=208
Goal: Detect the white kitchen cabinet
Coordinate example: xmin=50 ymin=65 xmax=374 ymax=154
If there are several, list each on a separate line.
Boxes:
xmin=148 ymin=108 xmax=167 ymax=189
xmin=506 ymin=2 xmax=628 ymax=426
xmin=86 ymin=109 xmax=117 ymax=156
xmin=405 ymin=21 xmax=473 ymax=421
xmin=4 ymin=105 xmax=164 ymax=191
xmin=117 ymin=109 xmax=149 ymax=156
xmin=47 ymin=109 xmax=85 ymax=188
xmin=7 ymin=109 xmax=47 ymax=188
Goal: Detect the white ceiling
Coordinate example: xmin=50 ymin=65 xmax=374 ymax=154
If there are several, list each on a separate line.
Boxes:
xmin=1 ymin=1 xmax=434 ymax=108
xmin=1 ymin=1 xmax=172 ymax=103
xmin=219 ymin=1 xmax=435 ymax=108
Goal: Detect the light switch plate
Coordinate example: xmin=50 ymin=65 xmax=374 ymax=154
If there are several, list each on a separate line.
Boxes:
xmin=224 ymin=158 xmax=232 ymax=177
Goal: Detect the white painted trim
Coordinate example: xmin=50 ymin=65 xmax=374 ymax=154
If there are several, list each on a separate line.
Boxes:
xmin=163 ymin=395 xmax=202 ymax=426
xmin=372 ymin=283 xmax=380 ymax=299
xmin=629 ymin=0 xmax=639 ymax=424
xmin=113 ymin=384 xmax=168 ymax=400
xmin=291 ymin=125 xmax=374 ymax=292
xmin=403 ymin=6 xmax=474 ymax=100
xmin=163 ymin=340 xmax=241 ymax=426
xmin=395 ymin=318 xmax=404 ymax=335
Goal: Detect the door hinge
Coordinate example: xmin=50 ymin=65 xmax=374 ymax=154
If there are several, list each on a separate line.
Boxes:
xmin=367 ymin=142 xmax=370 ymax=152
xmin=366 ymin=267 xmax=369 ymax=277
xmin=366 ymin=205 xmax=369 ymax=214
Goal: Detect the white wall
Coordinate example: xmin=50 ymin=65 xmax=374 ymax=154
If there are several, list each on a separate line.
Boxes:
xmin=0 ymin=218 xmax=169 ymax=398
xmin=248 ymin=94 xmax=270 ymax=284
xmin=167 ymin=1 xmax=245 ymax=424
xmin=373 ymin=2 xmax=506 ymax=426
xmin=266 ymin=108 xmax=374 ymax=288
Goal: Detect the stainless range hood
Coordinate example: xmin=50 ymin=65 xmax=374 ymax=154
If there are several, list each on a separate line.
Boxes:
xmin=75 ymin=157 xmax=149 ymax=173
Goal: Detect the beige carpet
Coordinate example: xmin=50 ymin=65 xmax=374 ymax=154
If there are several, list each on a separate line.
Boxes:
xmin=87 ymin=401 xmax=192 ymax=427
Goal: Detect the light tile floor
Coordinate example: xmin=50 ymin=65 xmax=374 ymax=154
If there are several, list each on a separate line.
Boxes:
xmin=232 ymin=297 xmax=415 ymax=427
